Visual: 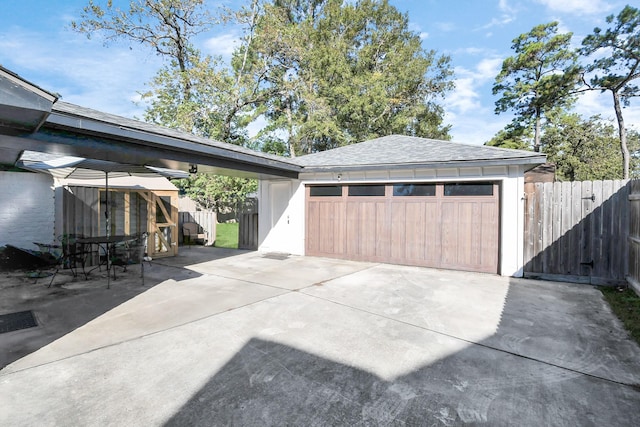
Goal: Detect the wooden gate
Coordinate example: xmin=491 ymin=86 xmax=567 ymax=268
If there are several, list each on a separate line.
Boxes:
xmin=523 ymin=180 xmax=630 ymax=285
xmin=145 ymin=191 xmax=179 ymax=258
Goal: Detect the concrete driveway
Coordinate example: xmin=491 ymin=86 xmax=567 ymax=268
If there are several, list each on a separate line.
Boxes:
xmin=1 ymin=247 xmax=639 ymax=426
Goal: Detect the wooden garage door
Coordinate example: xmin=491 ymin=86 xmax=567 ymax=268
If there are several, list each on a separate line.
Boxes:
xmin=306 ymin=182 xmax=499 ymax=273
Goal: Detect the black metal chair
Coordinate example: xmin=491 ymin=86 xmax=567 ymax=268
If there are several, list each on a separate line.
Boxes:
xmin=111 ymin=232 xmax=150 ymax=285
xmin=31 ymin=234 xmax=92 ymax=287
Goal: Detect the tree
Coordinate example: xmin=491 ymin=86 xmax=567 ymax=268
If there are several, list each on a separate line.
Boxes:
xmin=485 ymin=123 xmax=532 ymax=150
xmin=580 ymin=5 xmax=640 ymax=179
xmin=72 ymin=0 xmax=214 ymax=101
xmin=73 ymin=0 xmax=259 ymax=212
xmin=173 ymin=174 xmax=258 ymax=213
xmin=249 ymin=0 xmax=454 ymax=156
xmin=493 ymin=22 xmax=580 ymax=152
xmin=541 ymin=113 xmax=631 ymax=181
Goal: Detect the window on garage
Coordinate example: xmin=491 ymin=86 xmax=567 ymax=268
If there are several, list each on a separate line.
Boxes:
xmin=309 ymin=185 xmax=343 ymax=197
xmin=393 ymin=183 xmax=436 ymax=197
xmin=444 ymin=182 xmax=494 ymax=196
xmin=348 ymin=185 xmax=385 ymax=197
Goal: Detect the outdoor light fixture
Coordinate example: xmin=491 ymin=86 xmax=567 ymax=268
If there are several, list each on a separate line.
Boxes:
xmin=189 ymin=164 xmax=198 ymax=174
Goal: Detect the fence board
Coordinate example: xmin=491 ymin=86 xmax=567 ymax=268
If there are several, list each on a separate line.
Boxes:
xmin=580 ymin=181 xmax=593 ymax=276
xmin=600 ymin=180 xmax=614 ymax=277
xmin=524 ymin=179 xmax=630 ymax=285
xmin=239 ymin=213 xmax=259 ymax=250
xmin=542 ymin=182 xmax=553 ymax=272
xmin=178 ymin=211 xmax=217 ymax=246
xmin=629 ymin=180 xmax=640 ymax=294
xmin=550 ymin=181 xmax=562 ymax=273
xmin=570 ymin=181 xmax=582 ymax=276
xmin=523 ymin=183 xmax=535 ymax=268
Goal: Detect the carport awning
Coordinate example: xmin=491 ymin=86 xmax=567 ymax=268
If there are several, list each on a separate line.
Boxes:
xmin=16 ymin=151 xmax=189 ymax=180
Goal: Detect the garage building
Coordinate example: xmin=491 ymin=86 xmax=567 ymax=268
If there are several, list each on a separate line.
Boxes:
xmin=258 ymin=135 xmax=545 ymax=277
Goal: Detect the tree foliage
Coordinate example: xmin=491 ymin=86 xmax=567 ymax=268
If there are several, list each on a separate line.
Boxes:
xmin=485 ymin=123 xmax=532 ymax=150
xmin=173 ymin=174 xmax=258 ymax=213
xmin=72 ymin=0 xmax=213 ymax=89
xmin=541 ymin=113 xmax=637 ymax=181
xmin=249 ymin=0 xmax=454 ymax=156
xmin=72 ymin=0 xmax=259 ymax=212
xmin=580 ymin=5 xmax=640 ymax=179
xmin=493 ymin=22 xmax=580 ymax=152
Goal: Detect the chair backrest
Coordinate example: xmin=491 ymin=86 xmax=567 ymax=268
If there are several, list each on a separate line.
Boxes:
xmin=183 ymin=222 xmax=200 ymax=234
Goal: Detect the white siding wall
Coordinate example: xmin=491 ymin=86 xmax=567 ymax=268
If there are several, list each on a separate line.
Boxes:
xmin=258 ymin=165 xmax=529 ymax=277
xmin=0 ymin=172 xmax=55 ymax=250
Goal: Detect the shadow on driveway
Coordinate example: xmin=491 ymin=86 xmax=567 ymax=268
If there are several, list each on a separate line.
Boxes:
xmin=163 ymin=276 xmax=640 ymax=426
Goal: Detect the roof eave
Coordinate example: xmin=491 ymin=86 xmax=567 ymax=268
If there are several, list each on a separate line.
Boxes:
xmin=299 ymin=156 xmax=547 ymax=174
xmin=43 ymin=109 xmax=303 ymax=176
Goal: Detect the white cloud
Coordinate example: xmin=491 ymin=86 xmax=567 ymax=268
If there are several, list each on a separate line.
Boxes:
xmin=477 ymin=0 xmax=517 ymax=32
xmin=574 ymin=89 xmax=640 ymax=129
xmin=434 ymin=22 xmax=456 ymax=32
xmin=499 ymin=0 xmax=516 ymax=14
xmin=447 ymin=109 xmax=512 ymax=145
xmin=443 ymin=56 xmax=508 ymax=144
xmin=534 ymin=0 xmax=615 ymax=15
xmin=478 ymin=15 xmax=514 ymax=31
xmin=203 ymin=33 xmax=240 ymax=58
xmin=476 ymin=58 xmax=503 ymax=81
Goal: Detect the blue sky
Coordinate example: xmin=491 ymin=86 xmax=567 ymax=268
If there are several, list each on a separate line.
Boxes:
xmin=1 ymin=0 xmax=638 ymax=145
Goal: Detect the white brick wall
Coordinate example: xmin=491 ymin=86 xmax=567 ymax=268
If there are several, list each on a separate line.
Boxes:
xmin=0 ymin=172 xmax=55 ymax=250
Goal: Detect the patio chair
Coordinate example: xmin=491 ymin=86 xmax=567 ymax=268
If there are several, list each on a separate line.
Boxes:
xmin=182 ymin=222 xmax=207 ymax=247
xmin=111 ymin=232 xmax=150 ymax=285
xmin=31 ymin=235 xmax=93 ymax=287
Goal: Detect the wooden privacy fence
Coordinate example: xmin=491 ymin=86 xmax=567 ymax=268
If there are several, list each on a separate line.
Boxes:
xmin=178 ymin=211 xmax=217 ymax=246
xmin=629 ymin=180 xmax=640 ymax=292
xmin=524 ymin=180 xmax=630 ymax=285
xmin=238 ymin=213 xmax=258 ymax=250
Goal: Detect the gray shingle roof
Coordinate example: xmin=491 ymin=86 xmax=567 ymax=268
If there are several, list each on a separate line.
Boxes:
xmin=51 ymin=101 xmax=300 ymax=167
xmin=293 ymin=135 xmax=545 ymax=170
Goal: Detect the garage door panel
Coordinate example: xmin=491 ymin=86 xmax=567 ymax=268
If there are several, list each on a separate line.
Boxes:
xmin=346 ymin=202 xmax=360 ymax=256
xmin=307 ymin=183 xmax=499 ymax=274
xmin=306 ymin=200 xmax=319 ymax=255
xmin=404 ymin=202 xmax=426 ymax=261
xmin=306 ymin=200 xmax=344 ymax=257
xmin=480 ymin=201 xmax=499 ymax=269
xmin=346 ymin=200 xmax=389 ymax=261
xmin=440 ymin=201 xmax=458 ymax=266
xmin=440 ymin=198 xmax=498 ymax=272
xmin=390 ymin=202 xmax=407 ymax=260
xmin=375 ymin=202 xmax=390 ymax=259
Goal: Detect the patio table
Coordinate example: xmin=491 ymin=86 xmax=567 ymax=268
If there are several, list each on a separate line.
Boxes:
xmin=77 ymin=235 xmax=136 ymax=288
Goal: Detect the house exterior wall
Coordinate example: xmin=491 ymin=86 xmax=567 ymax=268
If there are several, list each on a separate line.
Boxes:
xmin=258 ymin=164 xmax=529 ymax=277
xmin=0 ymin=171 xmax=55 ymax=250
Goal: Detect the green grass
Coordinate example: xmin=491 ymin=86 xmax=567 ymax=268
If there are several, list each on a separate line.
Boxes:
xmin=214 ymin=222 xmax=239 ymax=249
xmin=601 ymin=286 xmax=640 ymax=344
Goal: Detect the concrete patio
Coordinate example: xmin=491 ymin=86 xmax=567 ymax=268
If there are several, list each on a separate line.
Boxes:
xmin=1 ymin=247 xmax=639 ymax=426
